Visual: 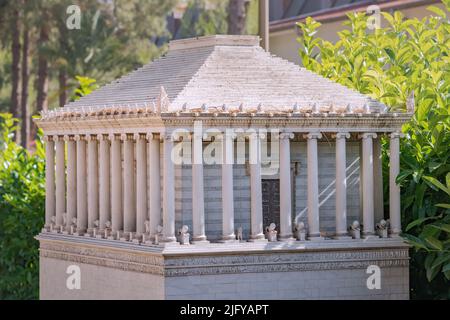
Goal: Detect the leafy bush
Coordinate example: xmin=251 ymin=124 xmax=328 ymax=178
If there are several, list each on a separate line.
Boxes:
xmin=0 ymin=113 xmax=45 ymax=299
xmin=297 ymin=1 xmax=449 ymax=299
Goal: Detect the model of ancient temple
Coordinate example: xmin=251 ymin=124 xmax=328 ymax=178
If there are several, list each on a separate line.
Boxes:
xmin=36 ymin=35 xmax=411 ymax=300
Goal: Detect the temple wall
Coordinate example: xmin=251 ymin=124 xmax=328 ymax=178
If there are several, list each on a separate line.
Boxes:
xmin=38 ymin=238 xmax=409 ymax=300
xmin=40 ymin=257 xmax=165 ymax=300
xmin=165 ymin=266 xmax=409 ymax=300
xmin=174 ymin=141 xmax=361 ymax=241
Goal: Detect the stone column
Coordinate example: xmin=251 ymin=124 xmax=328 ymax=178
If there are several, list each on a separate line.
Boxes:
xmin=135 ymin=133 xmax=147 ymax=236
xmin=389 ymin=132 xmax=403 ymax=236
xmin=220 ymin=131 xmax=236 ymax=242
xmin=334 ymin=132 xmax=351 ymax=239
xmin=148 ymin=134 xmax=161 ymax=239
xmin=305 ymin=132 xmax=323 ymax=240
xmin=249 ymin=132 xmax=266 ymax=241
xmin=122 ymin=134 xmax=135 ymax=233
xmin=361 ymin=133 xmax=377 ymax=238
xmin=110 ymin=134 xmax=123 ymax=233
xmin=192 ymin=131 xmax=208 ymax=243
xmin=98 ymin=134 xmax=110 ymax=231
xmin=75 ymin=135 xmax=87 ymax=234
xmin=373 ymin=136 xmax=384 ymax=223
xmin=87 ymin=135 xmax=99 ymax=233
xmin=162 ymin=134 xmax=177 ymax=242
xmin=44 ymin=136 xmax=55 ymax=229
xmin=279 ymin=132 xmax=294 ymax=240
xmin=54 ymin=135 xmax=65 ymax=228
xmin=65 ymin=135 xmax=77 ymax=230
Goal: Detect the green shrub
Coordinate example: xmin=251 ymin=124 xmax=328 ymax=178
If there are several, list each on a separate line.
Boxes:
xmin=0 ymin=113 xmax=45 ymax=299
xmin=297 ymin=1 xmax=450 ymax=299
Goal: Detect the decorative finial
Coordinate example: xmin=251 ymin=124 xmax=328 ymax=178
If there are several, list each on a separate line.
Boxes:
xmin=182 ymin=103 xmax=187 ymax=112
xmin=156 ymin=86 xmax=170 ymax=113
xmin=201 ymin=103 xmax=208 ymax=112
xmin=293 ymin=103 xmax=299 ymax=113
xmin=346 ymin=104 xmax=353 ymax=113
xmin=312 ymin=103 xmax=319 ymax=114
xmin=257 ymin=103 xmax=263 ymax=113
xmin=239 ymin=103 xmax=244 ymax=112
xmin=363 ymin=103 xmax=371 ymax=114
xmin=329 ymin=103 xmax=336 ymax=114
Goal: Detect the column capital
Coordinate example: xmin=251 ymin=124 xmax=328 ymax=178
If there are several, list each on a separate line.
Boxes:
xmin=133 ymin=133 xmax=147 ymax=141
xmin=108 ymin=133 xmax=119 ymax=141
xmin=359 ymin=132 xmax=377 ymax=139
xmin=216 ymin=131 xmax=237 ymax=141
xmin=63 ymin=135 xmax=74 ymax=142
xmin=74 ymin=134 xmax=84 ymax=142
xmin=248 ymin=131 xmax=265 ymax=140
xmin=333 ymin=132 xmax=350 ymax=139
xmin=280 ymin=132 xmax=295 ymax=140
xmin=304 ymin=132 xmax=322 ymax=140
xmin=120 ymin=133 xmax=129 ymax=141
xmin=161 ymin=133 xmax=174 ymax=141
xmin=85 ymin=134 xmax=97 ymax=142
xmin=390 ymin=132 xmax=405 ymax=139
xmin=146 ymin=133 xmax=154 ymax=140
xmin=52 ymin=135 xmax=63 ymax=142
xmin=43 ymin=135 xmax=53 ymax=142
xmin=97 ymin=134 xmax=109 ymax=141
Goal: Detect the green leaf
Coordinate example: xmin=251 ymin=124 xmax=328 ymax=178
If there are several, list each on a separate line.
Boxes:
xmin=424 ymin=236 xmax=444 ymax=251
xmin=424 ymin=176 xmax=450 ymax=195
xmin=427 ymin=5 xmax=446 ymax=18
xmin=406 ymin=216 xmax=439 ymax=231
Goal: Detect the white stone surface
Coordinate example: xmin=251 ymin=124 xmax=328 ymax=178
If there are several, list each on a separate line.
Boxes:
xmin=63 ymin=35 xmax=385 ymax=114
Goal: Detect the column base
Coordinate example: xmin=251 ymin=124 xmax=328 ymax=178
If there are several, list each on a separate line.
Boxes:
xmin=160 ymin=241 xmax=181 ymax=247
xmin=362 ymin=234 xmax=380 ymax=240
xmin=192 ymin=235 xmax=209 ymax=244
xmin=334 ymin=235 xmax=353 ymax=240
xmin=192 ymin=240 xmax=210 ymax=245
xmin=308 ymin=236 xmax=325 ymax=241
xmin=389 ymin=233 xmax=402 ymax=239
xmin=75 ymin=229 xmax=86 ymax=236
xmin=278 ymin=235 xmax=295 ymax=242
xmin=248 ymin=234 xmax=268 ymax=242
xmin=218 ymin=239 xmax=240 ymax=244
xmin=161 ymin=236 xmax=178 ymax=243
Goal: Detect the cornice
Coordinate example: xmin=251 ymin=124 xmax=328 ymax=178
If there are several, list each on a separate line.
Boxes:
xmin=38 ymin=234 xmax=410 ymax=277
xmin=35 ymin=113 xmax=412 ymax=135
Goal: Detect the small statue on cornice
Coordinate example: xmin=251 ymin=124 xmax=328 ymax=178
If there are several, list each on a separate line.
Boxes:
xmin=236 ymin=226 xmax=243 ymax=241
xmin=178 ymin=225 xmax=190 ymax=245
xmin=349 ymin=220 xmax=361 ymax=239
xmin=295 ymin=222 xmax=306 ymax=241
xmin=376 ymin=219 xmax=388 ymax=238
xmin=265 ymin=223 xmax=278 ymax=242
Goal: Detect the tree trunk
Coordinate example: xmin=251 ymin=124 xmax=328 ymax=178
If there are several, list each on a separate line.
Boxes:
xmin=20 ymin=25 xmax=30 ymax=149
xmin=32 ymin=15 xmax=50 ymax=141
xmin=36 ymin=18 xmax=49 ymax=113
xmin=10 ymin=8 xmax=21 ymax=121
xmin=227 ymin=0 xmax=249 ymax=35
xmin=59 ymin=69 xmax=67 ymax=108
xmin=58 ymin=20 xmax=68 ymax=108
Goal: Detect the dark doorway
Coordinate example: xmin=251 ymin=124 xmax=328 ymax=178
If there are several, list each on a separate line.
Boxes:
xmin=262 ymin=179 xmax=281 ymax=232
xmin=262 ymin=169 xmax=296 ymax=233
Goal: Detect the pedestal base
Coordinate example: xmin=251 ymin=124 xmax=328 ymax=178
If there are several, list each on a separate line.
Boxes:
xmin=37 ymin=233 xmax=410 ymax=300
